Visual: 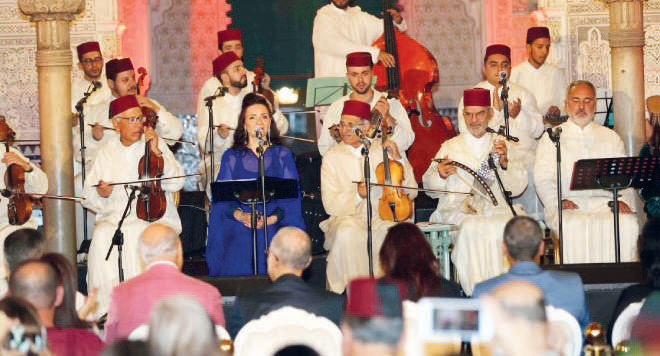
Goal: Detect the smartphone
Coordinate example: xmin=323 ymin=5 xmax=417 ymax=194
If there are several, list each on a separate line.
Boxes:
xmin=417 ymin=297 xmax=493 ymax=342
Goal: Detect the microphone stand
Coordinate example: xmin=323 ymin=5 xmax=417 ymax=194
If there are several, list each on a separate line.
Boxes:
xmin=359 ymin=135 xmax=374 ymax=277
xmin=487 ymin=153 xmax=517 ymax=217
xmin=257 ymin=133 xmax=269 ymax=274
xmin=204 ymin=86 xmax=227 ymax=188
xmin=547 ymin=127 xmax=563 ymax=264
xmin=105 ymin=185 xmax=139 ymax=283
xmin=75 ymin=82 xmax=100 ymax=254
xmin=499 ymin=79 xmax=511 ymax=139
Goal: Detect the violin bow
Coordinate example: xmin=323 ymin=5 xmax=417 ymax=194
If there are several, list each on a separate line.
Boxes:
xmin=350 ymin=181 xmax=472 ymax=196
xmin=92 ymin=173 xmax=199 ymax=187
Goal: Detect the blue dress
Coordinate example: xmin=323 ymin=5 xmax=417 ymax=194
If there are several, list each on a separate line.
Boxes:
xmin=206 ymin=145 xmax=305 ymax=276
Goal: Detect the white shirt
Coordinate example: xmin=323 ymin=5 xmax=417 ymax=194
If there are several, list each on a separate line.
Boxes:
xmin=511 ymin=61 xmax=566 ymax=115
xmin=317 ymin=89 xmax=414 ymax=155
xmin=71 ymin=72 xmax=112 ymax=112
xmin=457 ymin=80 xmax=544 ymax=166
xmin=195 ymin=71 xmax=258 ymax=126
xmin=312 ymin=3 xmax=406 ymax=77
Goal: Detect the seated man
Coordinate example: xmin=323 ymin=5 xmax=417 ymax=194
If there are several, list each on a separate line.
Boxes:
xmin=534 ymin=80 xmax=639 ymax=263
xmin=105 ymin=224 xmax=224 ymax=342
xmin=321 ymin=100 xmax=417 ymax=293
xmin=473 ymin=216 xmax=590 ymax=328
xmin=423 ymin=88 xmax=527 ymax=294
xmin=228 ymin=226 xmax=343 ymax=336
xmin=9 ymin=260 xmax=103 ymax=355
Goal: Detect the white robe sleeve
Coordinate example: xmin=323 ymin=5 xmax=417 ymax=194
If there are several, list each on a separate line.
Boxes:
xmin=387 ymin=99 xmax=415 ymax=151
xmin=81 ymin=146 xmax=108 ymax=213
xmin=159 ymin=140 xmax=184 ymax=192
xmin=15 ymin=148 xmax=48 ymax=195
xmin=313 ymin=10 xmax=382 ymax=65
xmin=273 ymin=110 xmax=289 ymax=135
xmin=499 ymin=143 xmax=528 ymax=197
xmin=518 ymin=88 xmax=545 ymax=140
xmin=422 ymin=145 xmax=449 ymax=198
xmin=317 ymin=101 xmax=344 ymax=155
xmin=533 ymin=133 xmax=556 ymax=208
xmin=153 ymin=101 xmax=184 ymax=143
xmin=321 ymin=151 xmax=360 ymax=217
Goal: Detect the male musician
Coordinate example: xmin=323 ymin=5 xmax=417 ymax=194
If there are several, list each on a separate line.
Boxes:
xmin=423 ymin=88 xmax=527 ymax=294
xmin=312 ymin=0 xmax=406 ymax=77
xmin=511 ymin=27 xmax=567 ymax=119
xmin=320 ymin=100 xmax=416 ymax=293
xmin=317 ymin=52 xmax=414 ymax=156
xmin=0 ymin=144 xmax=47 ymax=282
xmin=534 ymin=80 xmax=639 ymax=263
xmin=196 ymin=28 xmax=274 ymax=121
xmin=458 ymin=44 xmax=544 ymax=221
xmin=196 ymin=52 xmax=288 ymax=195
xmin=82 ymin=95 xmax=184 ymax=318
xmin=71 ymin=41 xmax=112 ymax=111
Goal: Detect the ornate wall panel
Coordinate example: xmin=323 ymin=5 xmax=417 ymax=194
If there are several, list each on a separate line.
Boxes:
xmin=0 ymin=0 xmax=117 ymax=140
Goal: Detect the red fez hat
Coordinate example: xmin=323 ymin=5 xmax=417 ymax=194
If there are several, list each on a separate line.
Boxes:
xmin=212 ymin=52 xmax=241 ymax=76
xmin=109 ymin=95 xmax=140 ymax=118
xmin=484 ymin=44 xmax=511 ymax=62
xmin=464 ymin=88 xmax=491 ymax=107
xmin=76 ymin=41 xmax=100 ymax=59
xmin=345 ymin=278 xmax=406 ymax=318
xmin=526 ymin=27 xmax=551 ymax=44
xmin=106 ymin=58 xmax=134 ymax=79
xmin=217 ymin=28 xmax=243 ymax=49
xmin=346 ymin=52 xmax=373 ymax=67
xmin=341 ymin=100 xmax=371 ymax=121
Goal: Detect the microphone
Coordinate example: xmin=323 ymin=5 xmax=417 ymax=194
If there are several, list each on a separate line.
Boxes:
xmin=255 ymin=127 xmax=265 ymax=141
xmin=353 ymin=126 xmax=366 ymax=140
xmin=92 ymin=81 xmax=102 ymax=90
xmin=1 ymin=189 xmax=10 ymax=198
xmin=204 ymin=86 xmax=228 ymax=102
xmin=545 ymin=123 xmax=562 ymax=142
xmin=497 ymin=71 xmax=507 ymax=85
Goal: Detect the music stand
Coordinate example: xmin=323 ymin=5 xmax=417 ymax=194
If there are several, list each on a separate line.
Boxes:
xmin=570 ymin=156 xmax=660 ymax=262
xmin=211 ymin=177 xmax=298 ymax=275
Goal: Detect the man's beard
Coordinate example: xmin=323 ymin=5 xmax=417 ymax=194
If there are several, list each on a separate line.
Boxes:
xmin=332 ymin=0 xmax=352 ymax=10
xmin=231 ymin=76 xmax=247 ymax=89
xmin=353 ymin=83 xmax=370 ymax=95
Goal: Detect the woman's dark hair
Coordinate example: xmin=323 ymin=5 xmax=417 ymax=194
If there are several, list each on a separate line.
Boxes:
xmin=232 ymin=92 xmax=281 ymax=148
xmin=379 ymin=222 xmax=441 ymax=300
xmin=40 ymin=253 xmax=90 ymax=329
xmin=639 ymin=217 xmax=660 ymax=288
xmin=0 ymin=297 xmax=45 ymax=356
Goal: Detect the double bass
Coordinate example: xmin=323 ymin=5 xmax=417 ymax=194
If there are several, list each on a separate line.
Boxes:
xmin=372 ymin=0 xmax=455 ymax=181
xmin=252 ymin=57 xmax=276 ymax=107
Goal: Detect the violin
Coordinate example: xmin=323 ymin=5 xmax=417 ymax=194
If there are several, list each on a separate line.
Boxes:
xmin=0 ymin=116 xmax=31 ymax=225
xmin=136 ymin=103 xmax=167 ymax=222
xmin=372 ymin=0 xmax=455 ymax=181
xmin=376 ymin=120 xmax=412 ymax=222
xmin=252 ymin=57 xmax=276 ymax=107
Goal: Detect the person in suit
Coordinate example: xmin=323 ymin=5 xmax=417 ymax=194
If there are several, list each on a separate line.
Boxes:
xmin=472 ymin=216 xmax=590 ymax=329
xmin=228 ymin=226 xmax=343 ymax=337
xmin=104 ymin=223 xmax=225 ymax=342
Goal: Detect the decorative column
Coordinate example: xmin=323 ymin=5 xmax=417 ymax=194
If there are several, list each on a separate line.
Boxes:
xmin=18 ymin=0 xmax=85 ymax=265
xmin=604 ymin=0 xmax=646 ymax=155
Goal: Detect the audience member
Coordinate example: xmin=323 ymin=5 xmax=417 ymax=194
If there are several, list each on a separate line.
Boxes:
xmin=0 ymin=297 xmax=50 ymax=356
xmin=380 ymin=222 xmax=462 ymax=299
xmin=148 ymin=295 xmax=221 ymax=356
xmin=341 ymin=278 xmax=406 ymax=356
xmin=229 ymin=227 xmax=343 ymax=336
xmin=274 ymin=344 xmax=321 ymax=356
xmin=472 ymin=216 xmax=590 ymax=328
xmin=105 ymin=223 xmax=224 ymax=342
xmin=629 ymin=291 xmax=660 ymax=354
xmin=609 ymin=217 xmax=660 ymax=342
xmin=101 ymin=339 xmax=149 ymax=356
xmin=482 ymin=281 xmax=553 ymax=356
xmin=1 ymin=229 xmax=45 ymax=296
xmin=9 ymin=260 xmax=103 ymax=355
xmin=40 ymin=253 xmax=94 ymax=328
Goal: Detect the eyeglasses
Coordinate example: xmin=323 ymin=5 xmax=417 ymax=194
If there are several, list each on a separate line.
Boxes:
xmin=81 ymin=57 xmax=103 ymax=65
xmin=338 ymin=121 xmax=366 ymax=129
xmin=116 ymin=115 xmax=145 ymax=124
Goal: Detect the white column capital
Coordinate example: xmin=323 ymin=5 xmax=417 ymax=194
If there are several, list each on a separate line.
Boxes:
xmin=17 ymin=0 xmax=85 ymax=21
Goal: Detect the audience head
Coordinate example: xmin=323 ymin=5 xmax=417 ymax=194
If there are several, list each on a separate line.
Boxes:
xmin=631 ymin=291 xmax=660 ymax=352
xmin=102 ymin=339 xmax=149 ymax=356
xmin=640 ymin=217 xmax=660 ymax=288
xmin=502 ymin=216 xmax=544 ymax=263
xmin=379 ymin=222 xmax=442 ymax=300
xmin=4 ymin=229 xmax=45 ymax=275
xmin=342 ymin=278 xmax=405 ymax=355
xmin=483 ymin=281 xmax=549 ymax=355
xmin=232 ymin=92 xmax=280 ymax=148
xmin=39 ymin=253 xmax=89 ymax=329
xmin=0 ymin=297 xmax=48 ymax=356
xmin=9 ymin=260 xmax=62 ymax=328
xmin=273 ymin=344 xmax=321 ymax=356
xmin=148 ymin=295 xmax=220 ymax=356
xmin=138 ymin=223 xmax=183 ymax=269
xmin=267 ymin=227 xmax=312 ymax=280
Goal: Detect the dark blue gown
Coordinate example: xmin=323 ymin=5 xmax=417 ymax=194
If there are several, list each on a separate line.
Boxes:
xmin=206 ymin=145 xmax=305 ymax=276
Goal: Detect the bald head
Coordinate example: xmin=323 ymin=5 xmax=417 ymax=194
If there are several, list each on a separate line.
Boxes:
xmin=491 ymin=281 xmax=546 ymax=323
xmin=9 ymin=260 xmax=58 ymax=309
xmin=503 ymin=216 xmax=543 ymax=261
xmin=270 ymin=227 xmax=311 ymax=269
xmin=138 ymin=224 xmax=182 ymax=266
